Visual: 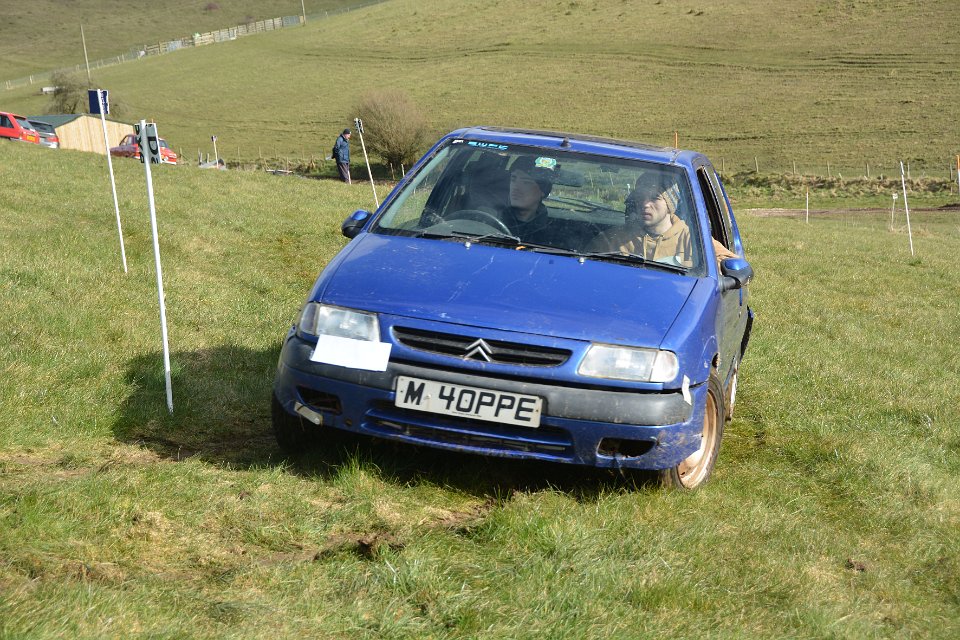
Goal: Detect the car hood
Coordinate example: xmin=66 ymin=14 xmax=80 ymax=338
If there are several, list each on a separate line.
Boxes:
xmin=315 ymin=233 xmax=698 ymax=347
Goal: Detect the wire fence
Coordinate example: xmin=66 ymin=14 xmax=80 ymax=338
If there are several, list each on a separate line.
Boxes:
xmin=2 ymin=0 xmax=387 ymax=93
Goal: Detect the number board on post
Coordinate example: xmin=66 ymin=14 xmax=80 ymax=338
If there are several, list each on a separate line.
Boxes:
xmin=134 ymin=122 xmax=163 ymax=164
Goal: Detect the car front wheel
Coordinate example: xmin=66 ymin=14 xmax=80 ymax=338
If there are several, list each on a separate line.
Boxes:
xmin=271 ymin=393 xmax=318 ymax=453
xmin=659 ymin=373 xmax=725 ymax=489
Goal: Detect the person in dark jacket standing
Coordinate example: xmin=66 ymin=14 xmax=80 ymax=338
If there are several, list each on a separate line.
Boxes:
xmin=333 ymin=128 xmax=351 ymax=183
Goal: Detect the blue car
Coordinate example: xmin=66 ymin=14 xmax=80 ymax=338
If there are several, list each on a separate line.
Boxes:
xmin=272 ymin=127 xmax=754 ymax=489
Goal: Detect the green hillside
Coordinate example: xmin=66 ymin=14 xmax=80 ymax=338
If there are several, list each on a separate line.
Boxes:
xmin=0 ymin=0 xmax=362 ymax=80
xmin=2 ymin=0 xmax=958 ymax=175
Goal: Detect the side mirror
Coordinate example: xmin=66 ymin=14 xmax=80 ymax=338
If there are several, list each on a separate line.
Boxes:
xmin=341 ymin=209 xmax=372 ymax=239
xmin=720 ymin=257 xmax=754 ymax=292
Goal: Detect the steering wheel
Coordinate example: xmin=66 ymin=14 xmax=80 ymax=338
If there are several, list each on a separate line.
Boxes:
xmin=445 ymin=209 xmax=512 ymax=235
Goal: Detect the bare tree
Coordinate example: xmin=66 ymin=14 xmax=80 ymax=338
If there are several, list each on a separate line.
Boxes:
xmin=355 ymin=90 xmax=430 ymax=170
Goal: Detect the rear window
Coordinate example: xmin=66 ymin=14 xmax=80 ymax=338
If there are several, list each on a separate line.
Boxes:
xmin=29 ymin=121 xmax=54 ymax=134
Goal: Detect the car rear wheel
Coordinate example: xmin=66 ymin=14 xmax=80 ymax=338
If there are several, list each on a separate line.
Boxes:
xmin=659 ymin=373 xmax=725 ymax=489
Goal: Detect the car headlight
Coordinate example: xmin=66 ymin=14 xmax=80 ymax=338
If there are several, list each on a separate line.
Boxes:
xmin=578 ymin=344 xmax=678 ymax=383
xmin=297 ymin=303 xmax=379 ymax=341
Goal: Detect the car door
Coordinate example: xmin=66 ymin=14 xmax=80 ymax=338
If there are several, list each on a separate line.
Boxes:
xmin=0 ymin=114 xmax=22 ymax=140
xmin=115 ymin=134 xmax=132 ymax=156
xmin=695 ymin=163 xmax=745 ymax=382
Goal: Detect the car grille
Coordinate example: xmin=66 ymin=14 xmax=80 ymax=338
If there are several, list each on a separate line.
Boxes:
xmin=363 ymin=406 xmax=574 ymax=458
xmin=392 ymin=327 xmax=570 ymax=367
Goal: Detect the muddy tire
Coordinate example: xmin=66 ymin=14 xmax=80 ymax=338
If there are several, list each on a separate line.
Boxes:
xmin=271 ymin=393 xmax=317 ymax=453
xmin=659 ymin=373 xmax=725 ymax=489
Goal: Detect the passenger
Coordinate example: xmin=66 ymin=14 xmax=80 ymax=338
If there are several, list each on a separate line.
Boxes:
xmin=500 ymin=156 xmax=559 ymax=243
xmin=590 ymin=173 xmax=694 ymax=266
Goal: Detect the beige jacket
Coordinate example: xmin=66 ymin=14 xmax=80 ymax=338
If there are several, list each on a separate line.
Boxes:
xmin=590 ymin=214 xmax=693 ymax=266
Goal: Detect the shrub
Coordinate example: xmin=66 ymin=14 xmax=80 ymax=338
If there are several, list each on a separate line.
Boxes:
xmin=354 ymin=90 xmax=430 ymax=170
xmin=46 ymin=71 xmax=89 ymax=114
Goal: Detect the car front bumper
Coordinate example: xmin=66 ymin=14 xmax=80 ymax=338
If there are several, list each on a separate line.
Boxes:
xmin=274 ymin=335 xmax=708 ymax=471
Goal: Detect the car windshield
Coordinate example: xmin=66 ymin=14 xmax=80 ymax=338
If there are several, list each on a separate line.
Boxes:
xmin=372 ymin=140 xmax=705 ymax=275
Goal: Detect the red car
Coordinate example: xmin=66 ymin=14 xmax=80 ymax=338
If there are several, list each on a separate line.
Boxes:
xmin=110 ymin=133 xmax=178 ymax=164
xmin=0 ymin=111 xmax=41 ymax=144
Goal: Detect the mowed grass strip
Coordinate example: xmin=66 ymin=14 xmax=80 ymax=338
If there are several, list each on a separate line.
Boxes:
xmin=1 ymin=142 xmax=959 ymax=638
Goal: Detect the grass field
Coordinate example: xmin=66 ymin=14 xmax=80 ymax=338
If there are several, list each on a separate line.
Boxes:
xmin=0 ymin=0 xmax=360 ymax=80
xmin=2 ymin=134 xmax=959 ymax=638
xmin=2 ymin=0 xmax=959 ymax=177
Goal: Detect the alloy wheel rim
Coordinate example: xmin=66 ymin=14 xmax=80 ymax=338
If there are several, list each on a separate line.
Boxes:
xmin=677 ymin=391 xmax=718 ymax=488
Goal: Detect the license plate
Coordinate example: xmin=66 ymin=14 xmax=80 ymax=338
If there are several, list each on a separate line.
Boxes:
xmin=395 ymin=376 xmax=542 ymax=427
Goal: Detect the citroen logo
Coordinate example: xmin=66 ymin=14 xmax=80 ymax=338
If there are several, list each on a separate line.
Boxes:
xmin=463 ymin=339 xmax=494 ymax=362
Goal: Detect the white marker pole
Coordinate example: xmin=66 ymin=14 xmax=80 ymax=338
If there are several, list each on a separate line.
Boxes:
xmin=139 ymin=120 xmax=174 ymax=413
xmin=354 ymin=118 xmax=379 ymax=208
xmin=891 ymin=192 xmax=897 ymax=228
xmin=899 ymin=161 xmax=914 ymax=257
xmin=97 ymin=89 xmax=127 ymax=273
xmin=805 ymin=190 xmax=809 ymax=224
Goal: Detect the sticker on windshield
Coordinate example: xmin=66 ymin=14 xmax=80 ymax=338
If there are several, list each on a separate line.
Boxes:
xmin=466 ymin=141 xmax=509 ymax=151
xmin=535 ymin=157 xmax=557 ymax=169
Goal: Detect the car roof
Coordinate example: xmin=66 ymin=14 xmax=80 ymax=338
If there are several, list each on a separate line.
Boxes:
xmin=450 ymin=126 xmax=706 ymax=168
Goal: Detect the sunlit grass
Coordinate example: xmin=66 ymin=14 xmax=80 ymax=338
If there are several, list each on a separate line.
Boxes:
xmin=3 ymin=0 xmax=958 ymax=178
xmin=1 ymin=138 xmax=959 ymax=638
xmin=0 ymin=0 xmax=361 ymax=79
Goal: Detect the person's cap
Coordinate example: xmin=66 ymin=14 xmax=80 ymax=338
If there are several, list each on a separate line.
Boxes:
xmin=633 ymin=173 xmax=680 ymax=216
xmin=511 ymin=155 xmax=557 ymax=196
xmin=342 ymin=128 xmax=351 ymax=135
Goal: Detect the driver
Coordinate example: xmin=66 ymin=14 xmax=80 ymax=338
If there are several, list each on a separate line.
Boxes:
xmin=500 ymin=156 xmax=559 ymax=244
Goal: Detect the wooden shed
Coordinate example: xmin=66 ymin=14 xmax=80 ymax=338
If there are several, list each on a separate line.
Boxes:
xmin=26 ymin=114 xmax=134 ymax=155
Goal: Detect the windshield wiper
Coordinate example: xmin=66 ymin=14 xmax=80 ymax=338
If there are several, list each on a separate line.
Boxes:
xmin=465 ymin=235 xmax=583 ymax=257
xmin=458 ymin=231 xmax=523 ymax=245
xmin=430 ymin=230 xmax=582 ymax=257
xmin=514 ymin=241 xmax=580 ymax=256
xmin=411 ymin=229 xmax=463 ymax=240
xmin=580 ymin=251 xmax=689 ymax=273
xmin=412 ymin=228 xmax=523 ymax=245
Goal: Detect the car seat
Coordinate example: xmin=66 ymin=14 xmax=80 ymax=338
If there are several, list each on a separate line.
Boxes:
xmin=463 ymin=153 xmax=509 ymax=214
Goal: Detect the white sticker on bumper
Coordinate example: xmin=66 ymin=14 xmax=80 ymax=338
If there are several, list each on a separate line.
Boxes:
xmin=309 ymin=335 xmax=392 ymax=371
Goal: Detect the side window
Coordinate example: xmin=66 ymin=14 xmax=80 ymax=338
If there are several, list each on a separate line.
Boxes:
xmin=0 ymin=115 xmax=11 ymax=129
xmin=696 ymin=167 xmax=731 ymax=248
xmin=709 ymin=171 xmax=736 ymax=243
